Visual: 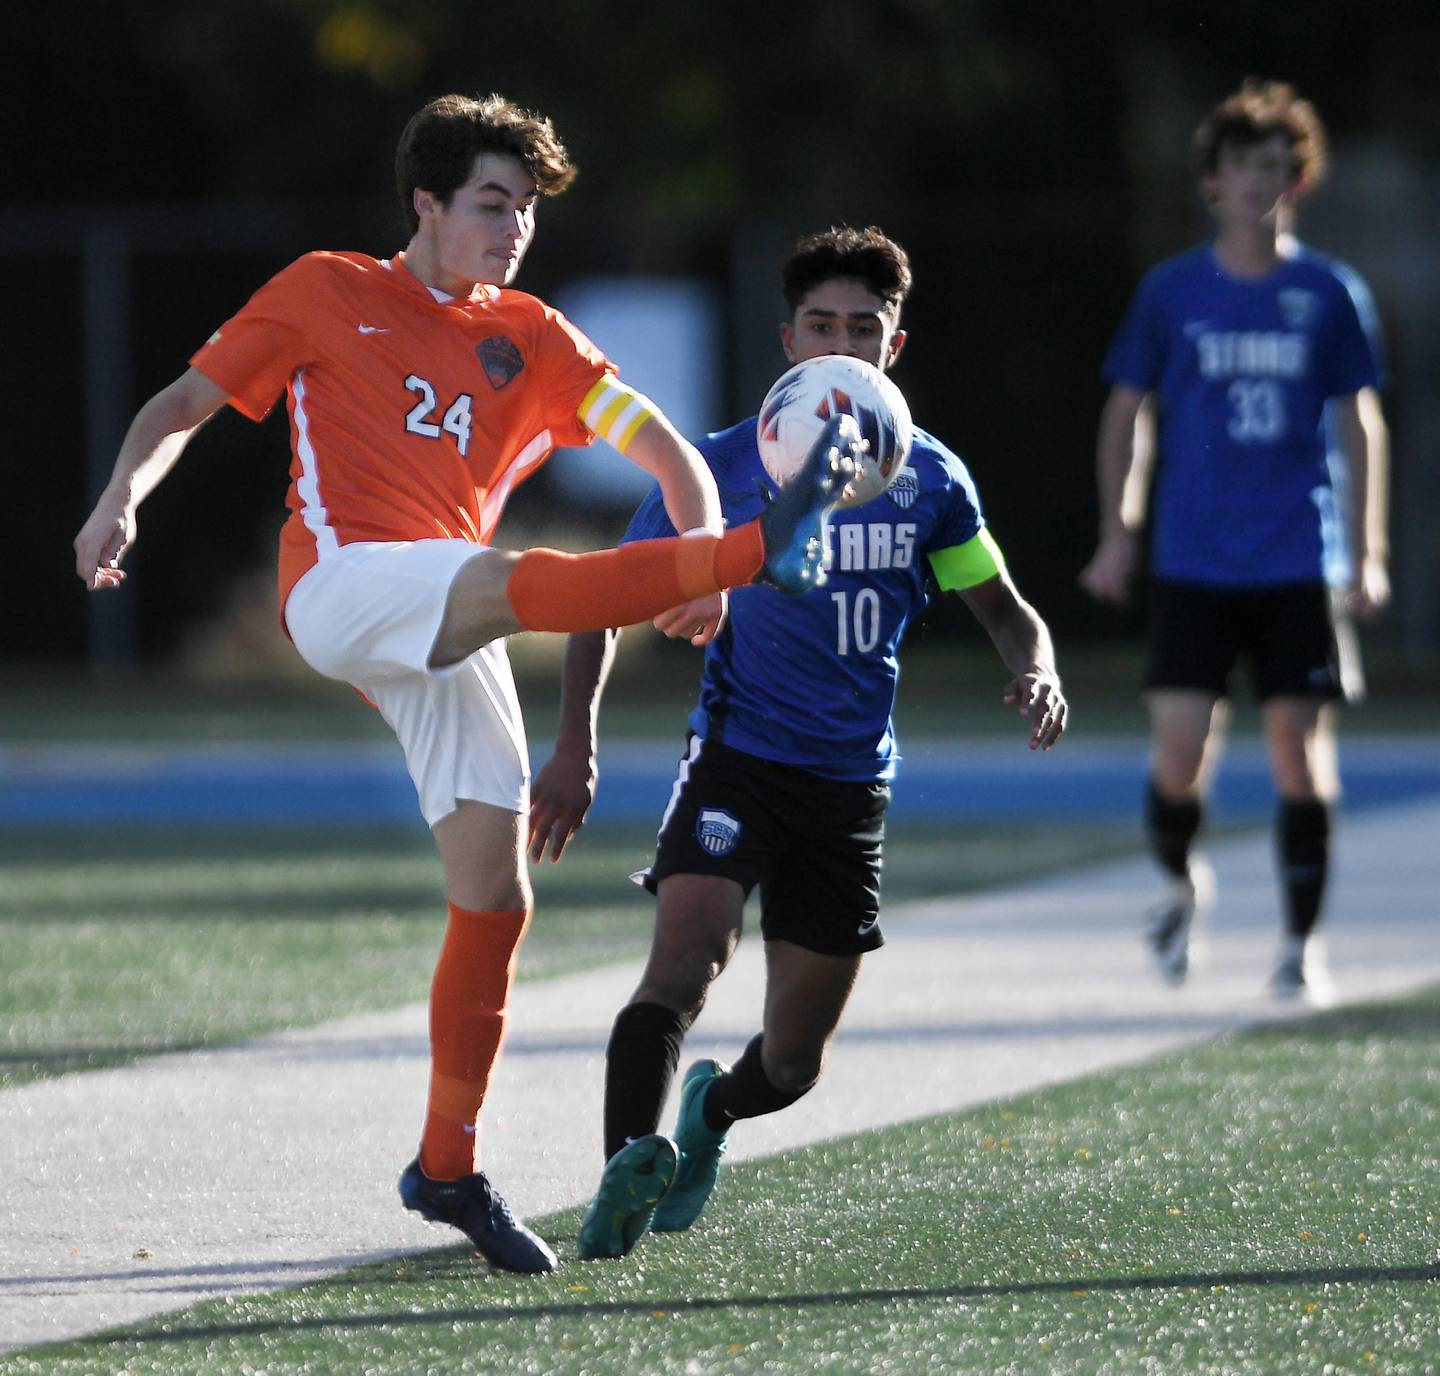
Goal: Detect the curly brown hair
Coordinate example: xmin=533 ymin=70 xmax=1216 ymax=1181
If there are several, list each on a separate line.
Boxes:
xmin=782 ymin=226 xmax=914 ymax=320
xmin=1193 ymin=79 xmax=1328 ymax=193
xmin=395 ymin=93 xmax=575 ymax=234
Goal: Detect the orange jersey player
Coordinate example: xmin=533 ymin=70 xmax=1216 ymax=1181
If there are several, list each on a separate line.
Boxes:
xmin=191 ymin=247 xmax=632 ymax=613
xmin=73 ymin=92 xmax=858 ymax=1275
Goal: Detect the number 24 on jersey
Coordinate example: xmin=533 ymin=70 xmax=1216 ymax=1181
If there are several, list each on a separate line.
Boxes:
xmin=405 ymin=374 xmax=473 ymax=456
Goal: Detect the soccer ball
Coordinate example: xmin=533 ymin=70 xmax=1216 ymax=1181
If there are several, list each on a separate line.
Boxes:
xmin=756 ymin=355 xmax=913 ymax=508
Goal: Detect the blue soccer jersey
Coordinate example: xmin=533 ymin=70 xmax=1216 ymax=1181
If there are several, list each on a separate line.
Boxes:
xmin=1104 ymin=242 xmax=1384 ymax=587
xmin=624 ymin=419 xmax=987 ymax=781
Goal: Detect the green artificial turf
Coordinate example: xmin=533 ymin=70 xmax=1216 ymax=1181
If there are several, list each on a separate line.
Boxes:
xmin=0 ymin=819 xmax=1144 ymax=1088
xmin=16 ymin=987 xmax=1438 ymax=1374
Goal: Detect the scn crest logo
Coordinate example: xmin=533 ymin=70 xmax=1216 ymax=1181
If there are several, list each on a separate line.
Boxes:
xmin=888 ymin=468 xmax=919 ymax=510
xmin=695 ymin=808 xmax=741 ymax=857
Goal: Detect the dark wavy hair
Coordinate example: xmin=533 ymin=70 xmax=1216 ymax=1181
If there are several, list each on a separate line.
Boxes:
xmin=1194 ymin=79 xmax=1328 ymax=193
xmin=395 ymin=93 xmax=575 ymax=233
xmin=782 ymin=226 xmax=914 ymax=321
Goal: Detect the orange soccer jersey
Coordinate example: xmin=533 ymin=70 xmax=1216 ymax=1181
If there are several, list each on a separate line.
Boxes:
xmin=190 ymin=251 xmax=614 ymax=609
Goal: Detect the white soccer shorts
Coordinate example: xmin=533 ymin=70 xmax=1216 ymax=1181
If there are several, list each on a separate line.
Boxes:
xmin=283 ymin=540 xmax=528 ymax=826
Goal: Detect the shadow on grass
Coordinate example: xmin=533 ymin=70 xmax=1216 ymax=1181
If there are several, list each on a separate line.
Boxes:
xmin=92 ymin=1260 xmax=1440 ymax=1348
xmin=0 ymin=1043 xmax=211 ymax=1083
xmin=1242 ymin=992 xmax=1440 ymax=1042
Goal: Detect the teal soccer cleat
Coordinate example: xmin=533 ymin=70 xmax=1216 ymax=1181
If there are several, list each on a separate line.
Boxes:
xmin=576 ymin=1133 xmax=679 ymax=1260
xmin=757 ymin=415 xmax=860 ymax=594
xmin=651 ymin=1059 xmax=731 ymax=1233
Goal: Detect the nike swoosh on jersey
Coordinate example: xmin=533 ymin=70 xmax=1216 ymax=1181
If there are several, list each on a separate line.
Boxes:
xmin=357 ymin=324 xmax=389 ymax=334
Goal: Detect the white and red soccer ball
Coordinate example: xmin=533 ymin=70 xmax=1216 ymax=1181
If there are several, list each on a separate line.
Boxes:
xmin=756 ymin=355 xmax=913 ymax=508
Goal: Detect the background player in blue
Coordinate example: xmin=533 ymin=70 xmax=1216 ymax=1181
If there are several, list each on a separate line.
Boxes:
xmin=529 ymin=226 xmax=1068 ymax=1259
xmin=1079 ymin=80 xmax=1391 ymax=1003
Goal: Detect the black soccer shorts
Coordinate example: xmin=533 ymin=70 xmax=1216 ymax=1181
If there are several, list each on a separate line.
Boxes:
xmin=639 ymin=736 xmax=890 ymax=957
xmin=1144 ymin=578 xmax=1363 ymax=703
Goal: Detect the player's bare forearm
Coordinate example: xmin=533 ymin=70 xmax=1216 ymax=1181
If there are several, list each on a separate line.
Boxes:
xmin=1079 ymin=385 xmax=1151 ymax=604
xmin=621 ymin=417 xmax=723 ymax=536
xmin=957 ymin=574 xmax=1067 ymax=750
xmin=1335 ymin=388 xmax=1391 ymax=616
xmin=528 ymin=628 xmax=619 ymax=863
xmin=74 ymin=367 xmax=229 ymax=590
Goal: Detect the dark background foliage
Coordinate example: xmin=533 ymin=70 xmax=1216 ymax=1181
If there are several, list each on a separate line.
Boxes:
xmin=7 ymin=0 xmax=1437 ymax=665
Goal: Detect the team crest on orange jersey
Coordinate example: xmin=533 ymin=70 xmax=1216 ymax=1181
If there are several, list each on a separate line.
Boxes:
xmin=477 ymin=335 xmax=525 ymax=389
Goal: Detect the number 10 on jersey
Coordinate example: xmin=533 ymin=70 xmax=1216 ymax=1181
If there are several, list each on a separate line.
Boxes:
xmin=832 ymin=588 xmax=882 ymax=656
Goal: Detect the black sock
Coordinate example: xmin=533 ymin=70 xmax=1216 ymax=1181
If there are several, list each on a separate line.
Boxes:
xmin=603 ymin=1001 xmax=691 ymax=1162
xmin=1277 ymin=798 xmax=1330 ymax=939
xmin=1146 ymin=779 xmax=1203 ymax=880
xmin=702 ymin=1034 xmax=811 ymax=1130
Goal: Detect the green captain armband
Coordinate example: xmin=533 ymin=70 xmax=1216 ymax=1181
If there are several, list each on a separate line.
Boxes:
xmin=927 ymin=528 xmax=1006 ymax=591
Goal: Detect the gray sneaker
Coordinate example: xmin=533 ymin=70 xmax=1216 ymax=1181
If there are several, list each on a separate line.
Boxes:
xmin=1269 ymin=936 xmax=1335 ymax=1007
xmin=1144 ymin=856 xmax=1213 ymax=985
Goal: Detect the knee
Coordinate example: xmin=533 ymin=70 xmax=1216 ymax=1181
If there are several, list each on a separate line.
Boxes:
xmin=762 ymin=1044 xmax=824 ymax=1094
xmin=1151 ymin=755 xmax=1205 ymax=799
xmin=634 ymin=948 xmax=724 ymax=1017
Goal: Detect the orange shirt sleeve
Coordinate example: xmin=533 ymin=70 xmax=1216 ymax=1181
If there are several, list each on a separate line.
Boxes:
xmin=534 ymin=305 xmax=616 ymax=447
xmin=190 ymin=256 xmax=321 ymax=422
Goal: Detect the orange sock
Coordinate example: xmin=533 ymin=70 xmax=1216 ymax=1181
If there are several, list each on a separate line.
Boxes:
xmin=418 ymin=903 xmax=531 ymax=1180
xmin=506 ymin=525 xmax=764 ymax=633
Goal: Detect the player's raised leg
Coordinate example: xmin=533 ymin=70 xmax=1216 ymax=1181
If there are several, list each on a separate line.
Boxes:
xmin=429 ymin=416 xmax=861 ymax=667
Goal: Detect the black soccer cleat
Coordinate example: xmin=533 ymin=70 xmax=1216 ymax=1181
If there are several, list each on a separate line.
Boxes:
xmin=757 ymin=414 xmax=861 ymax=594
xmin=399 ymin=1157 xmax=557 ymax=1274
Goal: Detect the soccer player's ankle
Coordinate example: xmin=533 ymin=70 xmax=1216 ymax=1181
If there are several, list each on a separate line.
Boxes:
xmin=699 ymin=1080 xmax=731 ymax=1134
xmin=1146 ymin=780 xmax=1202 ymax=878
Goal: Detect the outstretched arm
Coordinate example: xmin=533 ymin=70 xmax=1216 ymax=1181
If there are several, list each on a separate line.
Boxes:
xmin=528 ymin=627 xmax=620 ymax=863
xmin=74 ymin=367 xmax=230 ymax=590
xmin=957 ymin=571 xmax=1067 ymax=751
xmin=1078 ymin=383 xmax=1152 ymax=605
xmin=1333 ymin=387 xmax=1390 ymax=617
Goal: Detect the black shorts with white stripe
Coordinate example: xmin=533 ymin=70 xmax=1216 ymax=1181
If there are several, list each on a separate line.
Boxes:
xmin=635 ymin=736 xmax=889 ymax=957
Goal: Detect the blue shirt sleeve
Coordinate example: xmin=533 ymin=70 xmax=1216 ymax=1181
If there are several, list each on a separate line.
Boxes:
xmin=1102 ymin=269 xmax=1167 ymax=392
xmin=1321 ymin=265 xmax=1385 ymax=397
xmin=927 ymin=452 xmax=986 ymax=553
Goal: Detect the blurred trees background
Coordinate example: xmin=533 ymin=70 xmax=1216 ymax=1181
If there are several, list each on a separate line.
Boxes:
xmin=6 ymin=0 xmax=1438 ymax=668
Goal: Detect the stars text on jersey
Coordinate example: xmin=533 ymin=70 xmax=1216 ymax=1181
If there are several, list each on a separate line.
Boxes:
xmin=827 ymin=522 xmax=917 ymax=572
xmin=1194 ymin=331 xmax=1308 ymax=380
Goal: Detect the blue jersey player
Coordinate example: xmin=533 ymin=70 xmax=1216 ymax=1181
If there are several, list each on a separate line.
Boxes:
xmin=1079 ymin=81 xmax=1391 ymax=1003
xmin=530 ymin=226 xmax=1068 ymax=1260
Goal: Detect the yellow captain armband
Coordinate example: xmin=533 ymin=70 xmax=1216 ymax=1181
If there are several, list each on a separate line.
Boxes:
xmin=579 ymin=375 xmax=662 ymax=454
xmin=927 ymin=528 xmax=1006 ymax=591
